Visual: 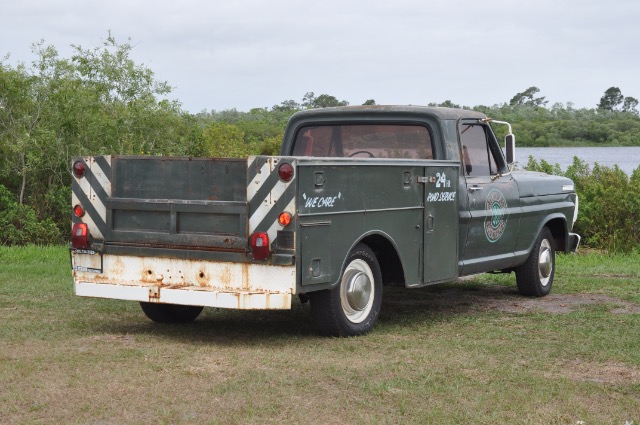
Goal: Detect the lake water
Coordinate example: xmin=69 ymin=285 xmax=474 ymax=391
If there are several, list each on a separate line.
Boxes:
xmin=516 ymin=147 xmax=640 ymax=175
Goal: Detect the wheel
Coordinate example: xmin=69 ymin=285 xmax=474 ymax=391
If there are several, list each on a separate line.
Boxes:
xmin=310 ymin=243 xmax=382 ymax=336
xmin=139 ymin=302 xmax=204 ymax=323
xmin=515 ymin=227 xmax=555 ymax=297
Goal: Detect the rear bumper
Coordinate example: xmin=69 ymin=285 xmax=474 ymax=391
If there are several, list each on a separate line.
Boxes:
xmin=74 ymin=281 xmax=292 ymax=309
xmin=568 ymin=232 xmax=581 ymax=253
xmin=71 ymin=251 xmax=296 ymax=310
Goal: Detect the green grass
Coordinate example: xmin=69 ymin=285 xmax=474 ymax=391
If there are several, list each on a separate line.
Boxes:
xmin=1 ymin=246 xmax=639 ymax=424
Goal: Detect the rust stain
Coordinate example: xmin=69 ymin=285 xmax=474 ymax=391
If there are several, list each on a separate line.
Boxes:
xmin=219 ymin=265 xmax=233 ymax=287
xmin=165 ymin=284 xmax=190 ymax=289
xmin=241 ymin=262 xmax=249 ymax=291
xmin=196 ymin=269 xmax=209 ymax=287
xmin=148 ymin=286 xmax=160 ymax=301
xmin=111 ymin=257 xmax=125 ymax=275
xmin=140 ymin=268 xmax=156 ymax=284
xmin=107 ymin=241 xmax=245 ymax=253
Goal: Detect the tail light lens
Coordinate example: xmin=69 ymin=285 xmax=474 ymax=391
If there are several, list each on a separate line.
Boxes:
xmin=278 ymin=163 xmax=294 ymax=182
xmin=278 ymin=211 xmax=292 ymax=226
xmin=71 ymin=223 xmax=90 ymax=249
xmin=73 ymin=204 xmax=85 ymax=217
xmin=250 ymin=232 xmax=269 ymax=260
xmin=73 ymin=161 xmax=86 ymax=178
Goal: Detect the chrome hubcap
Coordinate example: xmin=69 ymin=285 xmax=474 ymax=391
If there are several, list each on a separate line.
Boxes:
xmin=340 ymin=259 xmax=374 ymax=323
xmin=538 ymin=239 xmax=552 ymax=287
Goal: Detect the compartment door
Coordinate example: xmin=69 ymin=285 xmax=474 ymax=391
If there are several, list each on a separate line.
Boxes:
xmin=423 ymin=165 xmax=460 ymax=283
xmin=299 ymin=221 xmax=333 ymax=285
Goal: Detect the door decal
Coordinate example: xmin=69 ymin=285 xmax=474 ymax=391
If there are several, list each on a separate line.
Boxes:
xmin=485 ymin=189 xmax=509 ymax=243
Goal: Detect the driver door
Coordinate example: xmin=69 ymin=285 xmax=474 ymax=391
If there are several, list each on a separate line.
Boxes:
xmin=459 ymin=121 xmax=520 ymax=274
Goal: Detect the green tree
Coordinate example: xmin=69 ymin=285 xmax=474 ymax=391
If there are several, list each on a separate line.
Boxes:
xmin=313 ymin=94 xmax=348 ymax=108
xmin=301 ymin=92 xmax=316 ymax=109
xmin=0 ymin=34 xmax=194 ymax=244
xmin=272 ymin=99 xmax=301 ymax=112
xmin=509 ymin=86 xmax=548 ymax=107
xmin=301 ymin=92 xmax=348 ymax=109
xmin=201 ymin=122 xmax=246 ymax=157
xmin=597 ymin=87 xmax=624 ymax=111
xmin=428 ymin=100 xmax=461 ymax=108
xmin=622 ymin=96 xmax=639 ymax=115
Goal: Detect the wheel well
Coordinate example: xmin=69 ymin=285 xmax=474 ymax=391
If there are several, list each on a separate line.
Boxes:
xmin=545 ymin=218 xmax=567 ymax=251
xmin=360 ymin=235 xmax=405 ymax=287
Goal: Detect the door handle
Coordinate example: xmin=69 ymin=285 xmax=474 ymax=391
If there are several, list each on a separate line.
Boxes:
xmin=468 ymin=186 xmax=483 ymax=192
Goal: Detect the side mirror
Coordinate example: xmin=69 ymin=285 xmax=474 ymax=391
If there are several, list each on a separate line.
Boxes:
xmin=505 ymin=134 xmax=515 ymax=165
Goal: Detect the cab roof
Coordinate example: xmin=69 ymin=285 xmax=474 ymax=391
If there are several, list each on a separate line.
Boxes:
xmin=288 ymin=105 xmax=487 ymax=121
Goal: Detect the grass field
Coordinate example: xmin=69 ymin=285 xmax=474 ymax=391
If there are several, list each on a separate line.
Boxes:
xmin=0 ymin=246 xmax=639 ymax=424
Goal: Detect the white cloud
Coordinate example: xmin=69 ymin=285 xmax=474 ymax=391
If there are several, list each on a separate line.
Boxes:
xmin=2 ymin=0 xmax=639 ymax=111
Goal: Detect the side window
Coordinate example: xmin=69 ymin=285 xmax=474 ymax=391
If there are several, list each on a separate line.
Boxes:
xmin=459 ymin=123 xmax=498 ymax=177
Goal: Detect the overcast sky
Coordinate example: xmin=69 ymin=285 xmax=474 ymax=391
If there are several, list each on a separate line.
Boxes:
xmin=2 ymin=0 xmax=639 ymax=113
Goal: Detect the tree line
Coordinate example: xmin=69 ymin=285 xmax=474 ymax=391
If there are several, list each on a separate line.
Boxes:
xmin=1 ymin=36 xmax=639 ymax=249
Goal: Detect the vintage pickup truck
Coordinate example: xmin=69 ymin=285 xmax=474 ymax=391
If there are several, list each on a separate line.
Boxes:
xmin=70 ymin=105 xmax=580 ymax=336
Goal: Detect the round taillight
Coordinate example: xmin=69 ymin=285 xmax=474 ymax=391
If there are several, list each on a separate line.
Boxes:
xmin=278 ymin=163 xmax=294 ymax=182
xmin=73 ymin=204 xmax=85 ymax=217
xmin=278 ymin=211 xmax=292 ymax=226
xmin=73 ymin=161 xmax=86 ymax=178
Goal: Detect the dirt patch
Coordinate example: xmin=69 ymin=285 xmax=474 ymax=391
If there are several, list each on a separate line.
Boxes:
xmin=481 ymin=293 xmax=640 ymax=314
xmin=383 ymin=285 xmax=640 ymax=315
xmin=546 ymin=360 xmax=640 ymax=385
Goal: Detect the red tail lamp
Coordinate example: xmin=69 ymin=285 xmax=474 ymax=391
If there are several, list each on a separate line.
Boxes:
xmin=250 ymin=232 xmax=269 ymax=260
xmin=278 ymin=162 xmax=294 ymax=182
xmin=73 ymin=204 xmax=85 ymax=217
xmin=278 ymin=211 xmax=292 ymax=227
xmin=71 ymin=223 xmax=90 ymax=249
xmin=73 ymin=161 xmax=86 ymax=178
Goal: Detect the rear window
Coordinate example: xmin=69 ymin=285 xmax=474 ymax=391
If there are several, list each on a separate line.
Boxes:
xmin=291 ymin=124 xmax=433 ymax=159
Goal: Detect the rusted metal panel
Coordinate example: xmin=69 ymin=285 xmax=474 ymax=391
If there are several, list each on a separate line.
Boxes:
xmin=74 ymin=282 xmax=292 ymax=310
xmin=71 ymin=251 xmax=295 ymax=310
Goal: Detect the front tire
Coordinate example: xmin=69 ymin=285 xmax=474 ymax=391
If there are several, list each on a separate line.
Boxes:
xmin=515 ymin=227 xmax=555 ymax=297
xmin=139 ymin=302 xmax=204 ymax=323
xmin=310 ymin=243 xmax=382 ymax=336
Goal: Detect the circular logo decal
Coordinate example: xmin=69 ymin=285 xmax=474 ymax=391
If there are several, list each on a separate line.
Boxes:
xmin=484 ymin=189 xmax=508 ymax=243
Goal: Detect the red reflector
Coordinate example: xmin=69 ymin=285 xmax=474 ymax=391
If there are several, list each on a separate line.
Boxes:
xmin=250 ymin=232 xmax=269 ymax=260
xmin=278 ymin=163 xmax=294 ymax=182
xmin=73 ymin=161 xmax=86 ymax=178
xmin=73 ymin=204 xmax=85 ymax=217
xmin=278 ymin=211 xmax=292 ymax=226
xmin=71 ymin=223 xmax=90 ymax=249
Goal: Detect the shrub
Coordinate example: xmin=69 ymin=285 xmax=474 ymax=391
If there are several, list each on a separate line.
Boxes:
xmin=526 ymin=156 xmax=640 ymax=252
xmin=0 ymin=185 xmax=63 ymax=246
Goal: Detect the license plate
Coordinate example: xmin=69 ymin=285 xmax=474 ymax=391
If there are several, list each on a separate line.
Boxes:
xmin=71 ymin=249 xmax=103 ymax=273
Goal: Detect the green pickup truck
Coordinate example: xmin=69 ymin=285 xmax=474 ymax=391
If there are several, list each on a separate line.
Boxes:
xmin=70 ymin=105 xmax=580 ymax=336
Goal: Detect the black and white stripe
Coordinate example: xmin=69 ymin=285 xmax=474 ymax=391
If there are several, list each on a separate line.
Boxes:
xmin=247 ymin=156 xmax=296 ymax=248
xmin=71 ymin=156 xmax=111 ymax=239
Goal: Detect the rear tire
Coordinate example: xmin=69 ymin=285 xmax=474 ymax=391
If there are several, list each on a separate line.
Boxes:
xmin=515 ymin=227 xmax=555 ymax=297
xmin=310 ymin=243 xmax=382 ymax=336
xmin=139 ymin=302 xmax=204 ymax=323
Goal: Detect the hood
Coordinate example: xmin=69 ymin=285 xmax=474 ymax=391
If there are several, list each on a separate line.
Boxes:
xmin=511 ymin=171 xmax=576 ymax=197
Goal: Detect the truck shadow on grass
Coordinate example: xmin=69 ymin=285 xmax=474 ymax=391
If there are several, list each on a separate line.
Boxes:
xmin=91 ymin=281 xmax=640 ymax=342
xmin=381 ymin=281 xmax=640 ymax=322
